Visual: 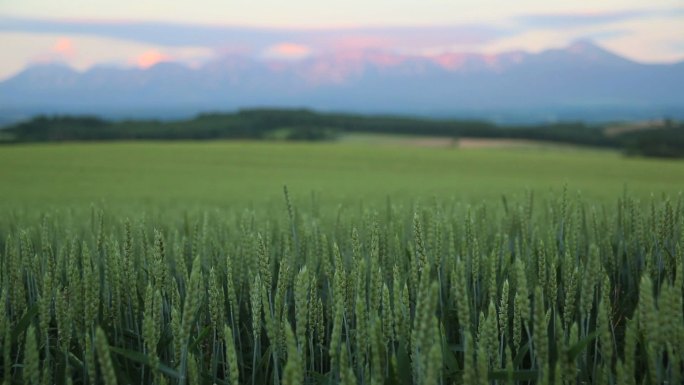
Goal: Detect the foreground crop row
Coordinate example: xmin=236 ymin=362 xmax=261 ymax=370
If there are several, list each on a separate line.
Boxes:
xmin=0 ymin=188 xmax=682 ymax=384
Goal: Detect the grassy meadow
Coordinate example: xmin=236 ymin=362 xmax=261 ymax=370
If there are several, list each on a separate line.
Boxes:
xmin=0 ymin=140 xmax=683 ymax=385
xmin=1 ymin=141 xmax=683 ymax=210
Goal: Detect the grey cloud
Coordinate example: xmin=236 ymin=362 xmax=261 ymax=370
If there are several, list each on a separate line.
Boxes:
xmin=0 ymin=17 xmax=287 ymax=47
xmin=0 ymin=16 xmax=507 ymax=51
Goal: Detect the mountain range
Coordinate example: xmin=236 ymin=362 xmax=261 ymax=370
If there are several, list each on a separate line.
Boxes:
xmin=1 ymin=40 xmax=683 ymax=124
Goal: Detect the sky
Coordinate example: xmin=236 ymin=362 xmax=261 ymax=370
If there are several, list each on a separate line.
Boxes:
xmin=1 ymin=0 xmax=683 ymax=80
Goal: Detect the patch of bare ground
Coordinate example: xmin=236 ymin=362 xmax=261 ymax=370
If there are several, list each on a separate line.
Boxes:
xmin=604 ymin=119 xmax=668 ymax=137
xmin=404 ymin=137 xmax=457 ymax=147
xmin=456 ymin=138 xmax=562 ymax=149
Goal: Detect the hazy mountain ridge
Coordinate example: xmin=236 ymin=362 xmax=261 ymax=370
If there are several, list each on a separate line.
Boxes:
xmin=1 ymin=41 xmax=682 ymax=122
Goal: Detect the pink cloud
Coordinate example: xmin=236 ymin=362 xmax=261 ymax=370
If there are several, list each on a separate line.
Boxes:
xmin=263 ymin=43 xmax=312 ymax=60
xmin=136 ymin=50 xmax=171 ymax=68
xmin=30 ymin=37 xmax=78 ymax=65
xmin=432 ymin=53 xmax=470 ymax=70
xmin=325 ymin=36 xmax=390 ymax=51
xmin=51 ymin=37 xmax=76 ymax=58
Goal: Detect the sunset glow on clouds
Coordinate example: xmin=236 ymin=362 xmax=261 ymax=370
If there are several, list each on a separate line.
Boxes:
xmin=52 ymin=37 xmax=76 ymax=57
xmin=29 ymin=36 xmax=78 ymax=65
xmin=0 ymin=1 xmax=683 ymax=79
xmin=262 ymin=43 xmax=312 ymax=60
xmin=136 ymin=50 xmax=171 ymax=68
xmin=0 ymin=32 xmax=215 ymax=78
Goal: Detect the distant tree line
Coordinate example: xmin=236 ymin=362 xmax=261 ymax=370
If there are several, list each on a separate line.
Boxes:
xmin=1 ymin=109 xmax=682 ymax=157
xmin=618 ymin=126 xmax=684 ymax=158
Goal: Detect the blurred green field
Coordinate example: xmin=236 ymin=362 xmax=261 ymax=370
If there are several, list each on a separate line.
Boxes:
xmin=0 ymin=141 xmax=682 ymax=211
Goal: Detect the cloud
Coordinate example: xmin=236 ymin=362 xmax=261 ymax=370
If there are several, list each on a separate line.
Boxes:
xmin=516 ymin=7 xmax=684 ymax=29
xmin=136 ymin=50 xmax=171 ymax=68
xmin=29 ymin=36 xmax=78 ymax=65
xmin=1 ymin=10 xmax=681 ymax=74
xmin=0 ymin=16 xmax=506 ymax=53
xmin=52 ymin=37 xmax=76 ymax=57
xmin=0 ymin=17 xmax=306 ymax=47
xmin=262 ymin=43 xmax=311 ymax=60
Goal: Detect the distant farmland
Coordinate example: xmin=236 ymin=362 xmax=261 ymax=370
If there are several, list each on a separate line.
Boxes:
xmin=1 ymin=141 xmax=683 ymax=211
xmin=2 ymin=109 xmax=683 ymax=157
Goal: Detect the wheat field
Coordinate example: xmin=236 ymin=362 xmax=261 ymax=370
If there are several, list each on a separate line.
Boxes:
xmin=1 ymin=183 xmax=682 ymax=385
xmin=1 ymin=142 xmax=683 ymax=384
